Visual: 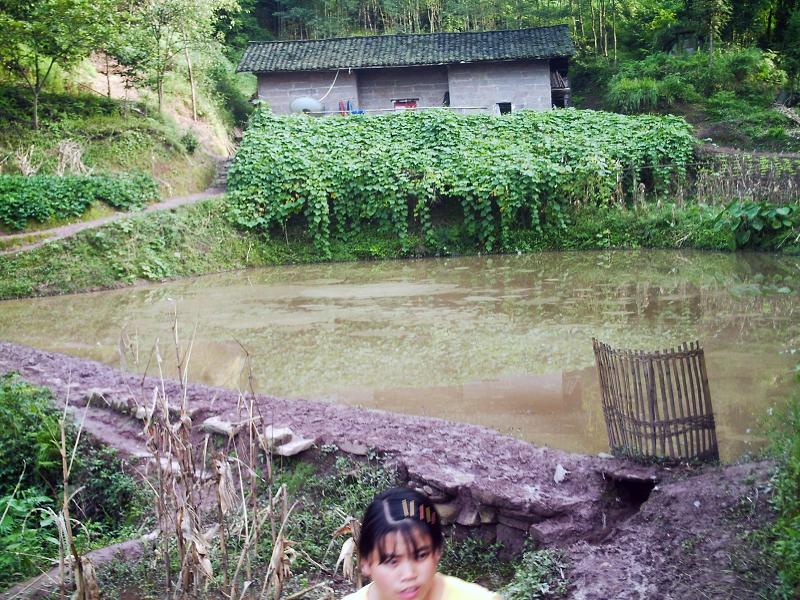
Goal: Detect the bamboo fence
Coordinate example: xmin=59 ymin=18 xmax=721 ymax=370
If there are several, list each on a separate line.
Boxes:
xmin=592 ymin=339 xmax=719 ymax=463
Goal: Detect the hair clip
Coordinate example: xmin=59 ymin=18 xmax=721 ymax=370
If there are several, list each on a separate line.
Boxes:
xmin=398 ymin=498 xmax=437 ymax=524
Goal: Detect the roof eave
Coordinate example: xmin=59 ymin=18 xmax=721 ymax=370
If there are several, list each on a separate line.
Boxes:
xmin=238 ymin=53 xmax=575 ymax=74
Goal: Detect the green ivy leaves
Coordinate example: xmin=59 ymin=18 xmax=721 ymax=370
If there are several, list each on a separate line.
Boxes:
xmin=228 ymin=108 xmax=695 ymax=256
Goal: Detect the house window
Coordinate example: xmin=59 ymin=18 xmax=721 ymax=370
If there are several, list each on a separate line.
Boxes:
xmin=393 ymin=98 xmax=418 ymax=110
xmin=497 ymin=102 xmax=512 ymax=114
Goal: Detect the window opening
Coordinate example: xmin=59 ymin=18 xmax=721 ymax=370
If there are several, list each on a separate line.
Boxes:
xmin=497 ymin=102 xmax=512 ymax=114
xmin=393 ymin=98 xmax=418 ymax=110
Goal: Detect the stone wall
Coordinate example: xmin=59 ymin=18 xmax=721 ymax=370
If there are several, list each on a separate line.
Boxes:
xmin=257 ymin=70 xmax=359 ymax=114
xmin=356 ymin=66 xmax=450 ymax=111
xmin=447 ymin=59 xmax=552 ymax=113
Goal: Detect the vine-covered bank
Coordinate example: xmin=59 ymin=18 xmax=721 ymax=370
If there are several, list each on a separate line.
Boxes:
xmin=228 ymin=109 xmax=696 ymax=256
xmin=2 ymin=195 xmax=798 ymax=301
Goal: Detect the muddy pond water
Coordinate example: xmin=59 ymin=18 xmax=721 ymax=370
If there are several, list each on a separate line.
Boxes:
xmin=1 ymin=250 xmax=798 ymax=461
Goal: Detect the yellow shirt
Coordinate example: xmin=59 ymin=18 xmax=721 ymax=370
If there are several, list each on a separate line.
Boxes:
xmin=341 ymin=574 xmax=501 ymax=600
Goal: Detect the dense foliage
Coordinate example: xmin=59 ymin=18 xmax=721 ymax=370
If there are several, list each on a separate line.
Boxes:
xmin=589 ymin=47 xmax=799 ymax=150
xmin=768 ymin=374 xmax=800 ymax=598
xmin=0 ymin=374 xmax=146 ymax=589
xmin=228 ymin=109 xmax=695 ymax=255
xmin=714 ymin=201 xmax=800 ymax=250
xmin=0 ymin=173 xmax=159 ymax=230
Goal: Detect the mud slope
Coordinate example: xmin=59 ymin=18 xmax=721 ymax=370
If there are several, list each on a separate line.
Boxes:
xmin=0 ymin=342 xmax=777 ymax=599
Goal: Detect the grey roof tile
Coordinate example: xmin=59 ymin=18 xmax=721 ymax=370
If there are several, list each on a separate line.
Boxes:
xmin=237 ymin=25 xmax=575 ymax=73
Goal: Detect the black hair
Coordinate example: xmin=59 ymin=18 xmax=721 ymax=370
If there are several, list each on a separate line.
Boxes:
xmin=358 ymin=487 xmax=444 ymax=564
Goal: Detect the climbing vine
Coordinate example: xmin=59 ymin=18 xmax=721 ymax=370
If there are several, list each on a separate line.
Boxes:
xmin=228 ymin=108 xmax=695 ymax=256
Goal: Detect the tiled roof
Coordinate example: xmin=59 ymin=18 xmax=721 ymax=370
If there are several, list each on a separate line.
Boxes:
xmin=237 ymin=25 xmax=575 ymax=73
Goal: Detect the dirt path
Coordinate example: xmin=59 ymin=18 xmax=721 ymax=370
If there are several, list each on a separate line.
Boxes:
xmin=0 ymin=341 xmax=779 ymax=599
xmin=0 ymin=187 xmax=225 ymax=256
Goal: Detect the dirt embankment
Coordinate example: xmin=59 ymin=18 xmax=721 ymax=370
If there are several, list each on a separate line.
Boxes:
xmin=0 ymin=342 xmax=777 ymax=599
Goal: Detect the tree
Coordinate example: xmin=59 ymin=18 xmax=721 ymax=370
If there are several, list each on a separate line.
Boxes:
xmin=118 ymin=0 xmax=238 ymax=116
xmin=0 ymin=0 xmax=115 ymax=129
xmin=690 ymin=0 xmax=732 ymax=61
xmin=781 ymin=7 xmax=800 ymax=90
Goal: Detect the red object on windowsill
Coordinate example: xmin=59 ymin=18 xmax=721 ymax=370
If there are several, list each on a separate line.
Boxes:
xmin=393 ymin=99 xmax=417 ymax=110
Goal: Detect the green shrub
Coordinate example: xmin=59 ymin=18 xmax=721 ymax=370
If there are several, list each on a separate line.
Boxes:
xmin=229 ymin=109 xmax=695 ymax=256
xmin=0 ymin=488 xmax=56 ymax=589
xmin=606 ymin=76 xmax=661 ymax=112
xmin=439 ymin=537 xmax=515 ymax=591
xmin=0 ymin=374 xmax=61 ymax=495
xmin=180 ymin=130 xmax=199 ymax=154
xmin=0 ymin=172 xmax=159 ymax=230
xmin=610 ymin=48 xmax=786 ymax=102
xmin=713 ymin=201 xmax=800 ymax=250
xmin=500 ymin=546 xmax=568 ymax=599
xmin=0 ymin=375 xmax=149 ymax=590
xmin=205 ymin=57 xmax=255 ymax=127
xmin=768 ymin=379 xmax=800 ymax=598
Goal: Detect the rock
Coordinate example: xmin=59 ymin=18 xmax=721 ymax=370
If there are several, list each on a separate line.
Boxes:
xmin=472 ymin=487 xmax=506 ymax=506
xmin=434 ymin=503 xmax=460 ymax=525
xmin=497 ymin=512 xmax=534 ymax=531
xmin=262 ymin=426 xmax=293 ymax=447
xmin=202 ymin=415 xmax=262 ymax=439
xmin=436 ymin=467 xmax=475 ymax=493
xmin=479 ymin=507 xmax=497 ymax=524
xmin=456 ymin=503 xmax=480 ymax=527
xmin=273 ymin=438 xmax=314 ymax=457
xmin=495 ymin=524 xmax=526 ymax=555
xmin=554 ymin=463 xmax=570 ymax=484
xmin=529 ymin=517 xmax=587 ymax=546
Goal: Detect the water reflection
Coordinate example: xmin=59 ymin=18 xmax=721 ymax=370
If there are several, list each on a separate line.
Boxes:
xmin=1 ymin=250 xmax=797 ymax=461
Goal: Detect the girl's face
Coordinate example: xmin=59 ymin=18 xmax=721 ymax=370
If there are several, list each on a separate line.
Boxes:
xmin=361 ymin=528 xmax=442 ymax=600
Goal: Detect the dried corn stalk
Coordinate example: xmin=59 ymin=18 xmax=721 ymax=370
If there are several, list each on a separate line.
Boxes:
xmin=55 ymin=139 xmax=91 ymax=175
xmin=266 ymin=537 xmax=297 ymax=598
xmin=332 ymin=516 xmax=362 ymax=586
xmin=14 ymin=145 xmax=40 ymax=175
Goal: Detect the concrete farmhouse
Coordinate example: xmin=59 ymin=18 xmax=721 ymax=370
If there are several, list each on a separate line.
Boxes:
xmin=236 ymin=25 xmax=575 ymax=115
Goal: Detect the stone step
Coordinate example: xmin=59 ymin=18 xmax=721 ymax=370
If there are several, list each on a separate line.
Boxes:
xmin=212 ymin=157 xmax=235 ymax=188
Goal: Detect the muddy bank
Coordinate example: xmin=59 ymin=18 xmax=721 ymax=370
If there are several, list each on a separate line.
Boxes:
xmin=0 ymin=342 xmax=777 ymax=598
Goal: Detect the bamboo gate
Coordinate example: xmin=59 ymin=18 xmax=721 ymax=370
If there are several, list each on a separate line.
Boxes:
xmin=592 ymin=339 xmax=719 ymax=462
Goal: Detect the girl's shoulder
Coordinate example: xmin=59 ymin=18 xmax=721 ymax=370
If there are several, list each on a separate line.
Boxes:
xmin=440 ymin=574 xmax=502 ymax=599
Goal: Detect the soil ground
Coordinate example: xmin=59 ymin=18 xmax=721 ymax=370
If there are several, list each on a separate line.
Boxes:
xmin=0 ymin=342 xmax=780 ymax=599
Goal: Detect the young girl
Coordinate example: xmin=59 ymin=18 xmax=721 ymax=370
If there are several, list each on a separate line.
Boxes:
xmin=342 ymin=487 xmax=501 ymax=600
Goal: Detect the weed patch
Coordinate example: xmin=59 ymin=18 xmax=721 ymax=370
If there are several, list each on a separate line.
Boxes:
xmin=0 ymin=374 xmax=148 ymax=590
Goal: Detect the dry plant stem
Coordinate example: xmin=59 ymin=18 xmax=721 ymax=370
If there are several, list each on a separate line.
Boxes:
xmin=284 ymin=582 xmax=328 ymax=600
xmin=260 ymin=497 xmax=299 ymax=600
xmin=59 ymin=385 xmax=95 ymax=600
xmin=216 ymin=464 xmax=231 ymax=589
xmin=0 ymin=461 xmax=27 ymax=525
xmin=229 ymin=487 xmax=286 ymax=600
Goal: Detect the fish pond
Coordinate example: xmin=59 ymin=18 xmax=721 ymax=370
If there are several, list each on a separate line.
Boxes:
xmin=1 ymin=249 xmax=798 ymax=462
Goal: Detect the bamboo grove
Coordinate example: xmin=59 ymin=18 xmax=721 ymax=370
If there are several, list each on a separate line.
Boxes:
xmin=241 ymin=0 xmax=800 ymax=66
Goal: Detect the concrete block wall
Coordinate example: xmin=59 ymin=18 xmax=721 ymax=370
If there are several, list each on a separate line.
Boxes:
xmin=256 ymin=60 xmax=554 ymax=115
xmin=356 ymin=66 xmax=450 ymax=111
xmin=447 ymin=60 xmax=552 ymax=113
xmin=257 ymin=70 xmax=359 ymax=114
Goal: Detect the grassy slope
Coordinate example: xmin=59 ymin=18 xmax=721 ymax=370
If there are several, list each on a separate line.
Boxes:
xmin=0 ymin=195 xmax=747 ymax=301
xmin=0 ymin=86 xmax=219 ymax=237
